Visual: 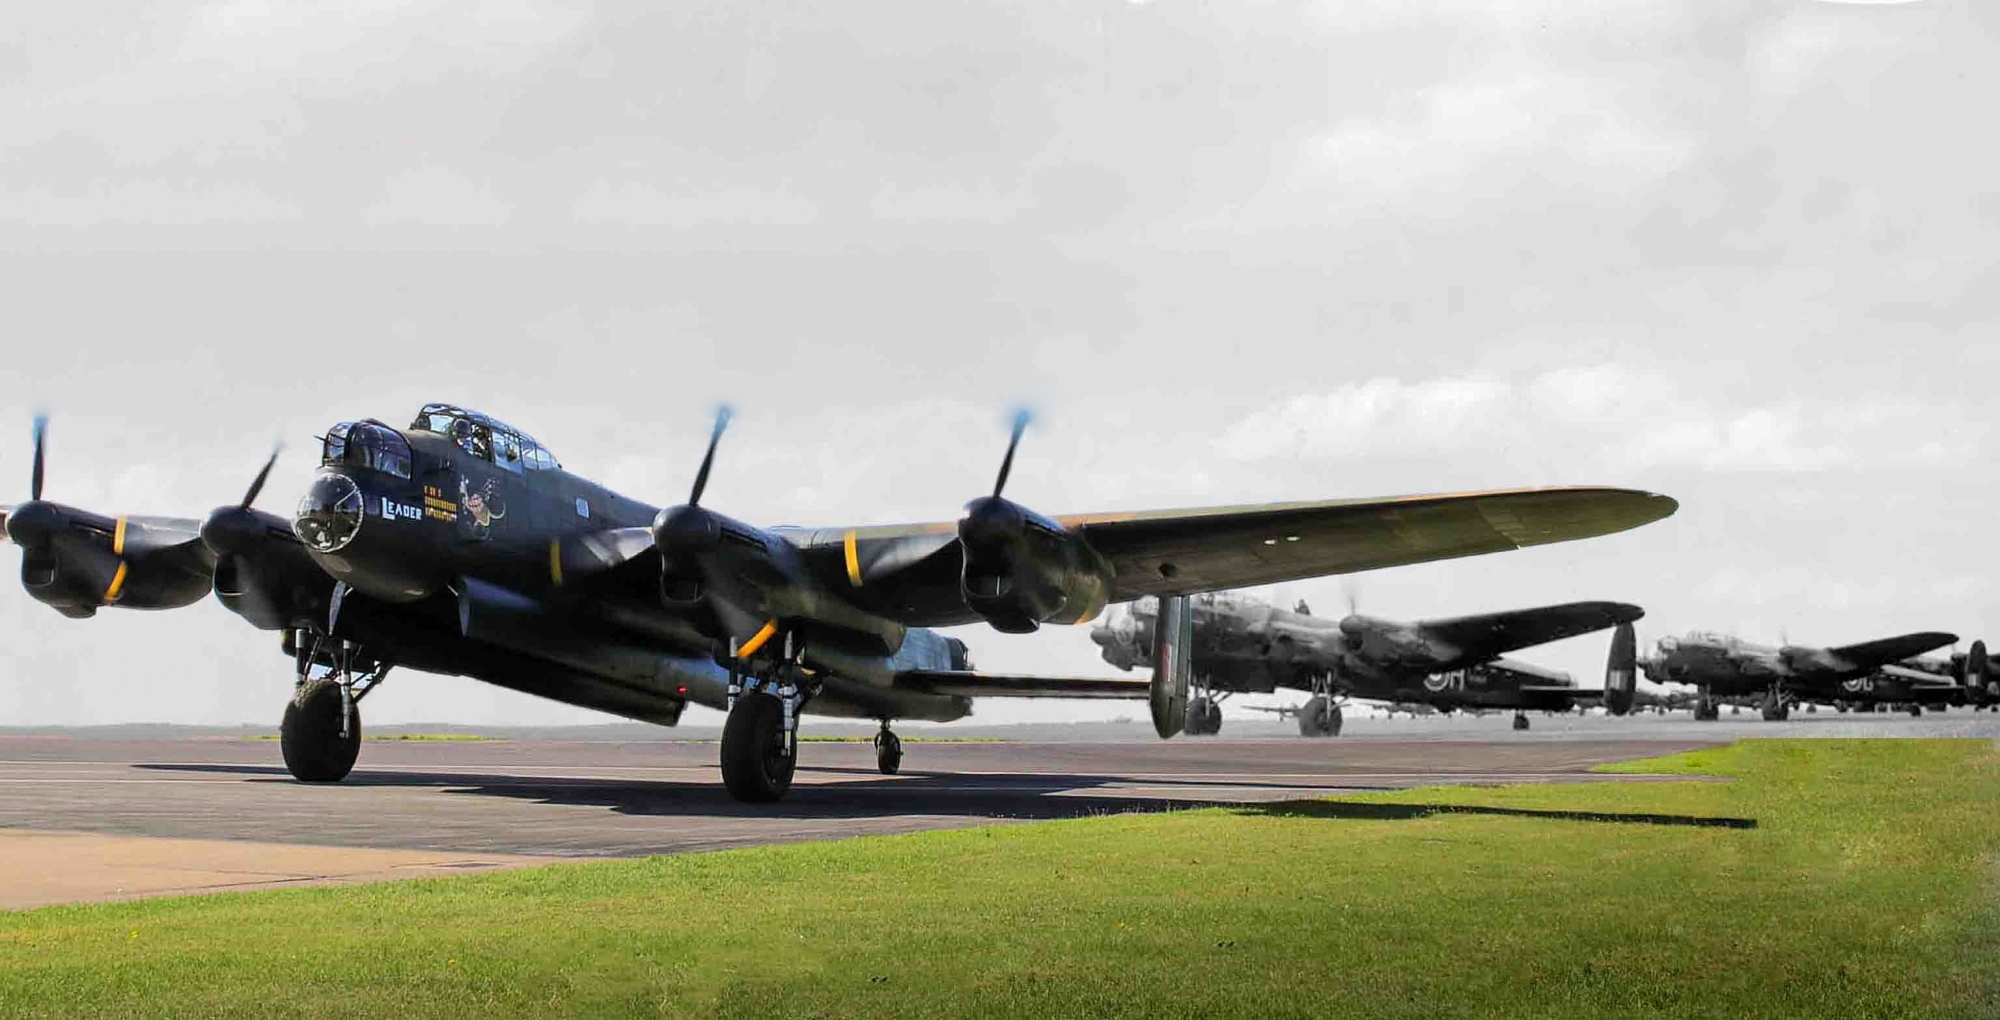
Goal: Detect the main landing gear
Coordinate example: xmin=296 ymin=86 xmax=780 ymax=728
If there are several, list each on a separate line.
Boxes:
xmin=1512 ymin=712 xmax=1531 ymax=732
xmin=279 ymin=629 xmax=390 ymax=783
xmin=718 ymin=633 xmax=824 ymax=803
xmin=1760 ymin=686 xmax=1790 ymax=722
xmin=1184 ymin=687 xmax=1226 ymax=736
xmin=1693 ymin=690 xmax=1720 ymax=721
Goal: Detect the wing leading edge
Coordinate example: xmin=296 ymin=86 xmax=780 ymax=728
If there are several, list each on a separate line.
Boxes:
xmin=1067 ymin=487 xmax=1677 ymax=601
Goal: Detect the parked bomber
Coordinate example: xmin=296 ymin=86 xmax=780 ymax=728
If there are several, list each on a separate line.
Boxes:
xmin=1817 ymin=640 xmax=1997 ymax=716
xmin=1089 ymin=592 xmax=1644 ymax=735
xmin=1 ymin=407 xmax=1675 ymax=801
xmin=1640 ymin=630 xmax=1960 ymax=721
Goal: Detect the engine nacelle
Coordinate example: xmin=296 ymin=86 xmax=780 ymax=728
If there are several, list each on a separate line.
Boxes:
xmin=204 ymin=506 xmax=337 ymax=631
xmin=7 ymin=501 xmax=214 ymax=618
xmin=958 ymin=496 xmax=1109 ymax=634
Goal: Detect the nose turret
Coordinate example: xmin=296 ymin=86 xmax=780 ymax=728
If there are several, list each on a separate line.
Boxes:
xmin=294 ymin=473 xmax=365 ymax=553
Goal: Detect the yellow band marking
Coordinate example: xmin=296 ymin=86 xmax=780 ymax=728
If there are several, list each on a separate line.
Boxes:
xmin=113 ymin=516 xmax=128 ymax=556
xmin=104 ymin=561 xmax=129 ymax=603
xmin=737 ymin=620 xmax=780 ymax=659
xmin=548 ymin=539 xmax=563 ymax=587
xmin=843 ymin=530 xmax=862 ymax=588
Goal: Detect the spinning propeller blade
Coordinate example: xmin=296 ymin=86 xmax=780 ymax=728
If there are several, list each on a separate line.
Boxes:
xmin=688 ymin=406 xmax=732 ymax=507
xmin=30 ymin=413 xmax=47 ymax=502
xmin=991 ymin=409 xmax=1030 ymax=499
xmin=240 ymin=443 xmax=282 ymax=509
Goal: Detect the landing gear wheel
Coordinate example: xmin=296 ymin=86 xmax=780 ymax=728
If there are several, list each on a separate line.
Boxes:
xmin=1761 ymin=692 xmax=1790 ymax=722
xmin=721 ymin=693 xmax=795 ymax=802
xmin=873 ymin=726 xmax=903 ymax=776
xmin=1184 ymin=697 xmax=1222 ymax=736
xmin=1907 ymin=704 xmax=1923 ymax=718
xmin=280 ymin=678 xmax=361 ymax=783
xmin=1511 ymin=713 xmax=1530 ymax=732
xmin=1298 ymin=696 xmax=1342 ymax=738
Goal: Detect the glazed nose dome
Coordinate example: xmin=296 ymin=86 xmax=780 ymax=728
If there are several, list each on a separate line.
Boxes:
xmin=294 ymin=473 xmax=364 ymax=553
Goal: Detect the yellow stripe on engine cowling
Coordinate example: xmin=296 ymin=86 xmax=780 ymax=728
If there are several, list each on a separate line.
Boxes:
xmin=843 ymin=530 xmax=862 ymax=588
xmin=737 ymin=620 xmax=780 ymax=659
xmin=113 ymin=516 xmax=128 ymax=556
xmin=548 ymin=539 xmax=563 ymax=587
xmin=104 ymin=561 xmax=129 ymax=603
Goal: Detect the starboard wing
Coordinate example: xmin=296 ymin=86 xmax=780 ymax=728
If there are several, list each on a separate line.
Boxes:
xmin=1062 ymin=487 xmax=1676 ymax=601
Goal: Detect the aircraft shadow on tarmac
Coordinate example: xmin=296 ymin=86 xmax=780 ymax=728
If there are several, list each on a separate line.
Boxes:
xmin=134 ymin=763 xmax=1751 ymax=829
xmin=1247 ymin=801 xmax=1757 ymax=829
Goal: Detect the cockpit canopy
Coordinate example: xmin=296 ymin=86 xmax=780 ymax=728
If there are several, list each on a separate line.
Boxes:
xmin=321 ymin=420 xmax=412 ymax=479
xmin=407 ymin=403 xmax=559 ymax=474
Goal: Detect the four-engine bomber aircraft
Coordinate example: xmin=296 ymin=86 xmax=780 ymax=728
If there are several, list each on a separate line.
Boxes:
xmin=0 ymin=405 xmax=1676 ymax=802
xmin=1089 ymin=592 xmax=1642 ymax=735
xmin=1640 ymin=629 xmax=1958 ymax=721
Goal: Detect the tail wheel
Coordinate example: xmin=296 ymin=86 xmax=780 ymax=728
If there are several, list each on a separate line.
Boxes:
xmin=280 ymin=678 xmax=361 ymax=783
xmin=721 ymin=693 xmax=795 ymax=802
xmin=873 ymin=729 xmax=903 ymax=776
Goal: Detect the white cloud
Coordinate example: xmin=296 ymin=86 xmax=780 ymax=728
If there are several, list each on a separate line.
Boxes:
xmin=1221 ymin=364 xmax=1983 ymax=474
xmin=1303 ymin=67 xmax=1697 ymax=211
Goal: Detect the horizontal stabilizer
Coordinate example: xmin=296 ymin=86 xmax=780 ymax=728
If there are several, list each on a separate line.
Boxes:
xmin=894 ymin=670 xmax=1151 ymax=700
xmin=1828 ymin=632 xmax=1958 ymax=668
xmin=1872 ymin=664 xmax=1961 ymax=687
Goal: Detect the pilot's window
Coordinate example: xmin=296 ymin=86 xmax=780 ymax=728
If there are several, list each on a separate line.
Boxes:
xmin=495 ymin=433 xmax=524 ymax=475
xmin=343 ymin=422 xmax=412 ymax=479
xmin=321 ymin=422 xmax=352 ymax=467
xmin=428 ymin=413 xmax=456 ymax=435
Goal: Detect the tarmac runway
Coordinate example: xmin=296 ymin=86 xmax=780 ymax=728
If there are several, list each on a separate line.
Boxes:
xmin=0 ymin=731 xmax=1727 ymax=908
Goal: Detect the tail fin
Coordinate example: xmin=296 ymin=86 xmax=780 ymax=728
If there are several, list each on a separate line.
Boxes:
xmin=1967 ymin=640 xmax=1989 ymax=694
xmin=1603 ymin=621 xmax=1637 ymax=716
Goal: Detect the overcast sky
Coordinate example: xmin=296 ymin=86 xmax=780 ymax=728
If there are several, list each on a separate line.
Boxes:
xmin=2 ymin=0 xmax=1994 ymax=727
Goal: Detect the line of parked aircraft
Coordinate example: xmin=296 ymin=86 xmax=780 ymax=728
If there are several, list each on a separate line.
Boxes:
xmin=1 ymin=404 xmax=1979 ymax=801
xmin=1087 ymin=590 xmax=1994 ymax=736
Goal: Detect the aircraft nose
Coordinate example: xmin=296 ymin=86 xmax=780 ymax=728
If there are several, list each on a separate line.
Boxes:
xmin=293 ymin=472 xmax=365 ymax=553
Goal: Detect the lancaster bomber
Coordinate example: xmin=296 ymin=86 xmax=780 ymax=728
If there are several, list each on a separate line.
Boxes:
xmin=1 ymin=405 xmax=1675 ymax=802
xmin=1089 ymin=592 xmax=1643 ymax=735
xmin=1640 ymin=629 xmax=1959 ymax=721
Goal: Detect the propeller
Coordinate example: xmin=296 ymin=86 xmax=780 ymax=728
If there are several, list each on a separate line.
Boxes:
xmin=991 ymin=408 xmax=1029 ymax=499
xmin=240 ymin=442 xmax=282 ymax=509
xmin=688 ymin=406 xmax=732 ymax=508
xmin=653 ymin=407 xmax=746 ymax=628
xmin=30 ymin=413 xmax=47 ymax=502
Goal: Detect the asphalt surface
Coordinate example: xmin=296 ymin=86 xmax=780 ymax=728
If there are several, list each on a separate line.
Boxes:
xmin=7 ymin=710 xmax=1992 ymax=908
xmin=0 ymin=732 xmax=1726 ymax=859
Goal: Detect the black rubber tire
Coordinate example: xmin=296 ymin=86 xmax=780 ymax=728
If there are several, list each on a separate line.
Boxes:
xmin=1297 ymin=696 xmax=1341 ymax=738
xmin=721 ymin=693 xmax=795 ymax=802
xmin=1184 ymin=697 xmax=1221 ymax=736
xmin=874 ymin=731 xmax=903 ymax=776
xmin=280 ymin=679 xmax=360 ymax=783
xmin=1511 ymin=714 xmax=1530 ymax=731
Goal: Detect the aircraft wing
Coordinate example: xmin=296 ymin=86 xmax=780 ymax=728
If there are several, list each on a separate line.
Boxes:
xmin=1417 ymin=601 xmax=1644 ymax=670
xmin=1061 ymin=487 xmax=1676 ymax=601
xmin=892 ymin=671 xmax=1151 ymax=699
xmin=1827 ymin=632 xmax=1959 ymax=669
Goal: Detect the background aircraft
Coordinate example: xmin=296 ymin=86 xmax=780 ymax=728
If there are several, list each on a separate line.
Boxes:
xmin=1639 ymin=629 xmax=1958 ymax=721
xmin=1089 ymin=592 xmax=1641 ymax=735
xmin=1 ymin=407 xmax=1676 ymax=802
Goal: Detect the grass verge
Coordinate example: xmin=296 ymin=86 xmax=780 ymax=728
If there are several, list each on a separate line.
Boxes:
xmin=2 ymin=738 xmax=1994 ymax=1019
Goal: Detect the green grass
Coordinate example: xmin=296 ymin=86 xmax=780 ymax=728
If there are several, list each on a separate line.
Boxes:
xmin=2 ymin=739 xmax=1994 ymax=1019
